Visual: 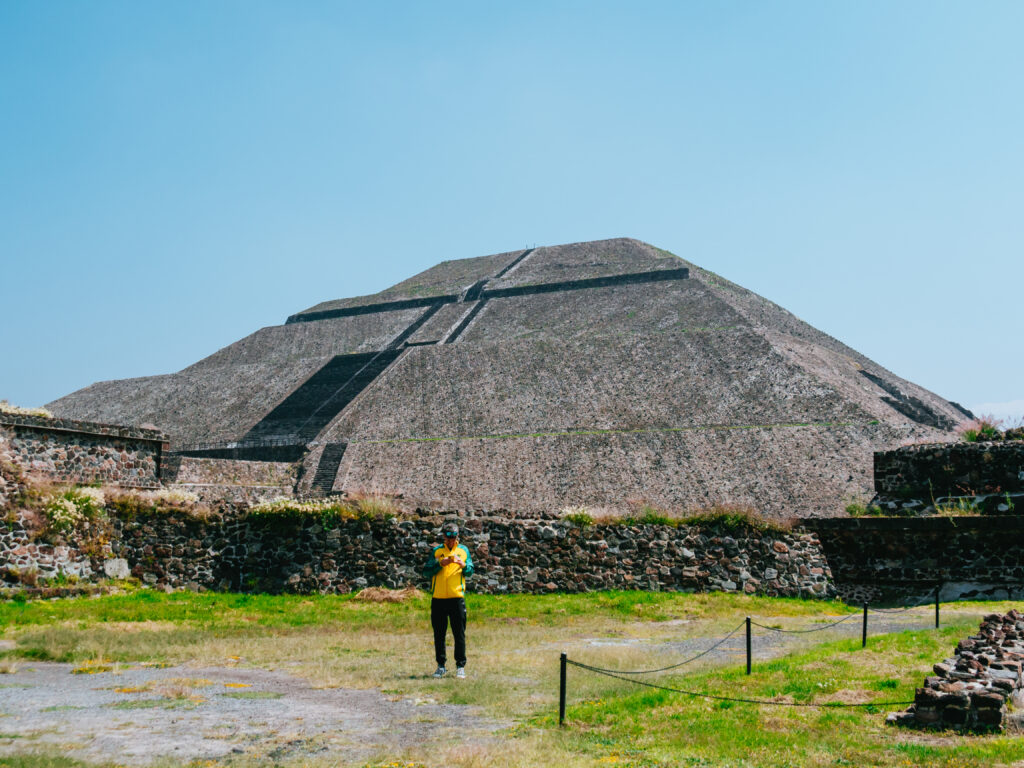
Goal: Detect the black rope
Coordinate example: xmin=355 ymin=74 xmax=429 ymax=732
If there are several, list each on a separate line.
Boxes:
xmin=566 ymin=659 xmax=914 ymax=709
xmin=577 ymin=621 xmax=747 ymax=675
xmin=749 ymin=612 xmax=862 ymax=634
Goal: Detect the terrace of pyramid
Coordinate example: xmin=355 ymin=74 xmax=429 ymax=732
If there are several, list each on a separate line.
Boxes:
xmin=49 ymin=238 xmax=969 ymax=517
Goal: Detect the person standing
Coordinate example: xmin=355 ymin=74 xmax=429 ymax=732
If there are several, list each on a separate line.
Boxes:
xmin=423 ymin=523 xmax=473 ymax=678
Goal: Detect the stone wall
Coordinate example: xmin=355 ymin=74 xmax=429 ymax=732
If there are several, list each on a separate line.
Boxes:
xmin=0 ymin=505 xmax=833 ymax=598
xmin=0 ymin=413 xmax=166 ymax=488
xmin=232 ymin=517 xmax=832 ymax=597
xmin=809 ymin=517 xmax=1024 ymax=604
xmin=873 ymin=441 xmax=1024 ymax=512
xmin=0 ymin=511 xmax=95 ymax=583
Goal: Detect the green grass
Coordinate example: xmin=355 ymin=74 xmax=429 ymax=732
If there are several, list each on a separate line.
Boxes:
xmin=0 ymin=589 xmax=855 ymax=636
xmin=547 ymin=626 xmax=1024 ymax=767
xmin=107 ymin=698 xmax=197 ymax=711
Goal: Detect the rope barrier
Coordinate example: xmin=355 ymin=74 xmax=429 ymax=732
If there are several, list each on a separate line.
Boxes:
xmin=561 ymin=593 xmax=942 ymax=724
xmin=749 ymin=612 xmax=861 ymax=633
xmin=556 ymin=589 xmax=945 ymax=723
xmin=573 ymin=620 xmax=746 ymax=675
xmin=565 ymin=659 xmax=915 ymax=709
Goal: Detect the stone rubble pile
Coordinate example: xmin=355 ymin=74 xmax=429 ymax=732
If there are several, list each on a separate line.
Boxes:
xmin=889 ymin=610 xmax=1024 ymax=732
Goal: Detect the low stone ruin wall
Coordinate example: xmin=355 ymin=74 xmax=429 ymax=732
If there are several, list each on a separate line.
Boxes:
xmin=0 ymin=507 xmax=834 ymax=598
xmin=873 ymin=441 xmax=1024 ymax=513
xmin=232 ymin=517 xmax=833 ymax=597
xmin=888 ymin=610 xmax=1024 ymax=732
xmin=0 ymin=413 xmax=167 ymax=488
xmin=809 ymin=516 xmax=1024 ymax=604
xmin=0 ymin=513 xmax=95 ymax=583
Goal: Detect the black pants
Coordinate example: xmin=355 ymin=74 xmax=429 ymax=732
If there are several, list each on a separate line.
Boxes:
xmin=431 ymin=597 xmax=467 ymax=668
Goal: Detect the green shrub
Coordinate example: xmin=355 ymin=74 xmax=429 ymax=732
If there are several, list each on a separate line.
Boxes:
xmin=606 ymin=503 xmax=790 ymax=534
xmin=247 ymin=494 xmax=400 ymax=527
xmin=43 ymin=488 xmax=106 ymax=534
xmin=559 ymin=506 xmax=594 ymax=527
xmin=845 ymin=503 xmax=885 ymax=518
xmin=934 ymin=497 xmax=982 ymax=516
xmin=958 ymin=414 xmax=1003 ymax=442
xmin=678 ymin=506 xmax=792 ymax=534
xmin=623 ymin=507 xmax=677 ymax=526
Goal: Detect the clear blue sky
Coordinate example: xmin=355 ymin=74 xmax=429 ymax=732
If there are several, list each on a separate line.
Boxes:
xmin=3 ymin=1 xmax=1022 ymax=422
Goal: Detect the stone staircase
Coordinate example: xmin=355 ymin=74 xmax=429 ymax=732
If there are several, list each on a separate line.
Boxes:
xmin=310 ymin=442 xmax=348 ymax=496
xmin=243 ymin=349 xmax=403 ymax=444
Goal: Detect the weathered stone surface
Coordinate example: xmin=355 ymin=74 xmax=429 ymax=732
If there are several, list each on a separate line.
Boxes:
xmin=891 ymin=610 xmax=1024 ymax=732
xmin=46 ymin=238 xmax=964 ymax=518
xmin=1 ymin=495 xmax=835 ymax=599
xmin=103 ymin=558 xmax=130 ymax=579
xmin=873 ymin=442 xmax=1024 ymax=510
xmin=809 ymin=516 xmax=1024 ymax=604
xmin=0 ymin=418 xmax=164 ymax=488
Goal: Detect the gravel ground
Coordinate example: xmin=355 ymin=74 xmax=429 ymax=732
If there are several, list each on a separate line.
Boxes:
xmin=0 ymin=662 xmax=505 ymax=765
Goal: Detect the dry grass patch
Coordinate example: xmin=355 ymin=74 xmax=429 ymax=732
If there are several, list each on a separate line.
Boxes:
xmin=355 ymin=586 xmax=421 ymax=603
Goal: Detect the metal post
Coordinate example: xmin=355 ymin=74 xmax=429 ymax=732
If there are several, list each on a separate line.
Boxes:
xmin=559 ymin=652 xmax=567 ymax=726
xmin=746 ymin=617 xmax=752 ymax=675
xmin=862 ymin=602 xmax=868 ymax=648
xmin=935 ymin=583 xmax=940 ymax=629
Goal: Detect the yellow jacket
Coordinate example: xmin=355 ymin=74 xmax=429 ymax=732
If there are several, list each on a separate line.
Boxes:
xmin=423 ymin=542 xmax=474 ymax=598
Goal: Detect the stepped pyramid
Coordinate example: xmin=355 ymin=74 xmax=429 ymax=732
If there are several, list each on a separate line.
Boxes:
xmin=49 ymin=238 xmax=969 ymax=516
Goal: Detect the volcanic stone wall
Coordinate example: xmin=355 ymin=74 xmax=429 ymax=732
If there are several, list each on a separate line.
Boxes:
xmin=874 ymin=441 xmax=1024 ymax=503
xmin=0 ymin=505 xmax=833 ymax=598
xmin=232 ymin=517 xmax=833 ymax=597
xmin=0 ymin=511 xmax=95 ymax=582
xmin=0 ymin=413 xmax=166 ymax=488
xmin=810 ymin=516 xmax=1024 ymax=604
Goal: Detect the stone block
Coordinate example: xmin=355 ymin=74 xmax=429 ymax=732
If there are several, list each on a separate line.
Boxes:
xmin=941 ymin=706 xmax=970 ymax=726
xmin=103 ymin=558 xmax=130 ymax=579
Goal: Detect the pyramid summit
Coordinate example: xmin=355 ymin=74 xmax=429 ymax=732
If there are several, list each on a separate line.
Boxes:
xmin=49 ymin=238 xmax=968 ymax=517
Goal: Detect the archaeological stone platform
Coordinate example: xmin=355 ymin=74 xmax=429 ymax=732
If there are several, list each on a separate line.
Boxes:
xmin=48 ymin=238 xmax=970 ymax=517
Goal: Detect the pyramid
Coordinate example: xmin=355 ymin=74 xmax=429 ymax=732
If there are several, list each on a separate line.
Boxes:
xmin=49 ymin=238 xmax=969 ymax=517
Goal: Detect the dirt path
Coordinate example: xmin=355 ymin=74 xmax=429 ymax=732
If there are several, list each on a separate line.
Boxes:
xmin=0 ymin=662 xmax=505 ymax=765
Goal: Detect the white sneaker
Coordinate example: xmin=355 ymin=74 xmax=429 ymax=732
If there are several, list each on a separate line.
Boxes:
xmin=432 ymin=666 xmax=446 ymax=678
xmin=456 ymin=667 xmax=466 ymax=679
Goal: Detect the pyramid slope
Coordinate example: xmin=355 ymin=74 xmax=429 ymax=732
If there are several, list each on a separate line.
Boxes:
xmin=294 ymin=248 xmax=524 ymax=317
xmin=47 ymin=238 xmax=966 ymax=516
xmin=49 ymin=309 xmax=424 ymax=445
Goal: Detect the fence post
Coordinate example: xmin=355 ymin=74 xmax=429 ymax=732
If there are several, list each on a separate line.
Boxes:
xmin=746 ymin=617 xmax=752 ymax=675
xmin=935 ymin=583 xmax=941 ymax=629
xmin=559 ymin=652 xmax=567 ymax=726
xmin=862 ymin=602 xmax=868 ymax=648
